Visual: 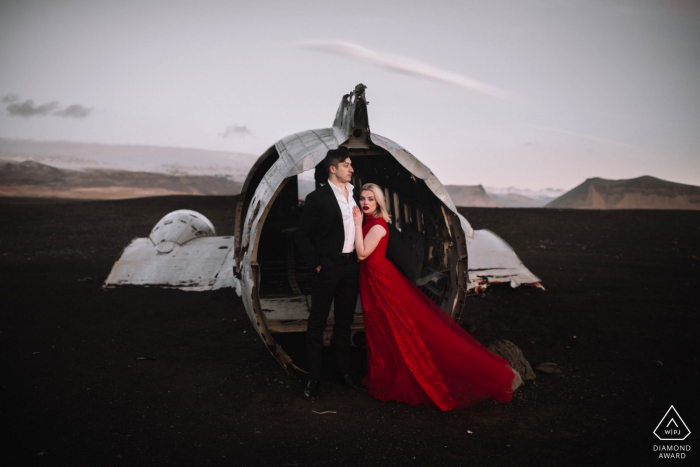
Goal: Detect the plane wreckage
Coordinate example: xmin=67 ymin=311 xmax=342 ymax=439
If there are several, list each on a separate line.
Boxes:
xmin=232 ymin=84 xmax=541 ymax=372
xmin=103 ymin=209 xmax=239 ymax=293
xmin=104 ymin=84 xmax=542 ymax=373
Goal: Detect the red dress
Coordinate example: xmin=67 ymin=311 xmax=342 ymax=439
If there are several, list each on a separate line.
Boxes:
xmin=359 ymin=215 xmax=518 ymax=411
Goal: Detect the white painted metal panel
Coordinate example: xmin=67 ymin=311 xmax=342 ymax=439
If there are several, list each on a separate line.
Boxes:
xmin=467 ymin=229 xmax=542 ymax=288
xmin=150 ymin=209 xmax=216 ymax=246
xmin=104 ymin=236 xmax=240 ymax=292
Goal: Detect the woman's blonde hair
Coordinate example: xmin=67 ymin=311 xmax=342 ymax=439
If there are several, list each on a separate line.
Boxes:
xmin=361 ymin=183 xmax=391 ymax=223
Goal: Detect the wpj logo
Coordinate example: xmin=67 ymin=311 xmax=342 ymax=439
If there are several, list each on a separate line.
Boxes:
xmin=653 ymin=406 xmax=691 ymax=460
xmin=654 ymin=406 xmax=690 ymax=441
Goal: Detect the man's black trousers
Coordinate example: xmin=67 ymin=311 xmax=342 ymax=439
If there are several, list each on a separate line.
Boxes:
xmin=306 ymin=258 xmax=360 ymax=381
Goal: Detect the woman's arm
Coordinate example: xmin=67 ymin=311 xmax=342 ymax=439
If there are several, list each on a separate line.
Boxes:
xmin=353 ymin=207 xmax=386 ymax=260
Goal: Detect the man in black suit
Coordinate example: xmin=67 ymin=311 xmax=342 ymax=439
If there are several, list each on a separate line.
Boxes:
xmin=295 ymin=147 xmax=366 ymax=400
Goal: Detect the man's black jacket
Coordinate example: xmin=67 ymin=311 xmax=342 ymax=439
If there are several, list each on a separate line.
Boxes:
xmin=295 ymin=183 xmax=348 ymax=271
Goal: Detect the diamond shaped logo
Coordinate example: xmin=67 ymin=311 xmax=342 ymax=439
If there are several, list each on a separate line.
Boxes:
xmin=654 ymin=406 xmax=691 ymax=441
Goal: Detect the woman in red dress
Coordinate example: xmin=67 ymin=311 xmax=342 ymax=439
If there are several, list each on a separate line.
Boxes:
xmin=352 ymin=183 xmax=521 ymax=411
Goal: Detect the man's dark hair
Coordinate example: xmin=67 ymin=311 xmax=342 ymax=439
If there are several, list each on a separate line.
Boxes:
xmin=324 ymin=147 xmax=350 ymax=177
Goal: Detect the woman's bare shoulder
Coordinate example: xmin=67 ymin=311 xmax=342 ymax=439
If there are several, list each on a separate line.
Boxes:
xmin=369 ymin=221 xmax=387 ymax=237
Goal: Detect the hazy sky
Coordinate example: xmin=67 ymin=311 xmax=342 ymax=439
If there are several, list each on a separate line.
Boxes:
xmin=1 ymin=0 xmax=698 ymax=190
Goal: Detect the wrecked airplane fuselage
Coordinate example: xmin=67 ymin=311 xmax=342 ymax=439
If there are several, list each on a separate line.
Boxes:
xmin=234 ymin=85 xmax=477 ymax=372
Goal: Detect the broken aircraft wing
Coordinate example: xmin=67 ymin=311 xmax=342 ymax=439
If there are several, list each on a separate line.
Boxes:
xmin=466 ymin=228 xmax=543 ymax=289
xmin=103 ymin=210 xmax=241 ymax=293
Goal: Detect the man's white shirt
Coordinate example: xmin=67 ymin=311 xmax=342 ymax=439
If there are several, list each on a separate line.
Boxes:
xmin=328 ymin=180 xmax=357 ymax=253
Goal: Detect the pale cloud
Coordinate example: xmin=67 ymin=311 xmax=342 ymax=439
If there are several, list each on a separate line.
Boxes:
xmin=54 ymin=104 xmax=92 ymax=119
xmin=301 ymin=40 xmax=524 ymax=103
xmin=3 ymin=94 xmax=92 ymax=119
xmin=220 ymin=124 xmax=252 ymax=138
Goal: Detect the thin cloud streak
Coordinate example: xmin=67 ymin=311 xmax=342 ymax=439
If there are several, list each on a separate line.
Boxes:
xmin=526 ymin=124 xmax=635 ymax=148
xmin=301 ymin=40 xmax=523 ymax=103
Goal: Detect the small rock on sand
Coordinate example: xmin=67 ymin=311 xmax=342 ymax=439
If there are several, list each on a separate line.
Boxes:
xmin=487 ymin=340 xmax=536 ymax=381
xmin=534 ymin=362 xmax=562 ymax=374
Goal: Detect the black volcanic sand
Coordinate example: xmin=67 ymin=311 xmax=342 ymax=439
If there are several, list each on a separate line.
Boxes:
xmin=2 ymin=196 xmax=699 ymax=466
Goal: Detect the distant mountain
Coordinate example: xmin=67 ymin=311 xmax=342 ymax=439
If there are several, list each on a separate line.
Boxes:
xmin=444 ymin=185 xmax=566 ymax=208
xmin=0 ymin=137 xmax=257 ymax=181
xmin=485 ymin=186 xmax=566 ymax=207
xmin=546 ymin=176 xmax=700 ymax=210
xmin=445 ymin=185 xmax=500 ymax=207
xmin=488 ymin=192 xmax=544 ymax=208
xmin=0 ymin=160 xmax=242 ymax=200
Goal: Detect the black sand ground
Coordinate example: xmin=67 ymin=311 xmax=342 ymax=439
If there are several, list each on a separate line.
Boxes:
xmin=2 ymin=196 xmax=698 ymax=466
